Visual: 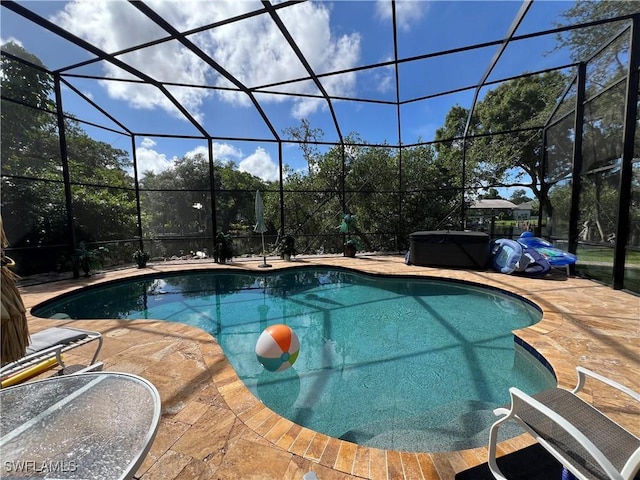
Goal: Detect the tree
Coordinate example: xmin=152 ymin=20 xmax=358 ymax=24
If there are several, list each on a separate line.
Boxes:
xmin=1 ymin=44 xmax=138 ymax=273
xmin=509 ymin=189 xmax=533 ymax=205
xmin=140 ymin=154 xmax=212 ymax=237
xmin=68 ymin=132 xmax=136 ymax=242
xmin=282 ymin=118 xmax=324 ymax=175
xmin=402 ymin=142 xmax=460 ymax=235
xmin=140 ymin=152 xmax=266 ymax=238
xmin=1 ymin=43 xmax=65 ymax=258
xmin=344 ymin=138 xmax=399 ymax=250
xmin=470 ymin=72 xmax=567 ymax=216
xmin=432 ymin=105 xmax=476 ymax=227
xmin=553 ymin=1 xmax=640 ymax=88
xmin=480 ymin=188 xmax=503 ymax=200
xmin=434 ymin=104 xmax=471 ymax=191
xmin=547 ymin=182 xmax=572 ymax=238
xmin=549 ymin=2 xmax=640 ymax=245
xmin=0 ymin=42 xmax=55 ymax=165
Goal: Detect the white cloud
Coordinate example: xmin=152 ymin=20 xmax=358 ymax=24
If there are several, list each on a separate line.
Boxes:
xmin=137 ymin=140 xmax=275 ymax=181
xmin=376 ymin=73 xmax=393 ymax=93
xmin=375 ymin=0 xmax=428 ymax=32
xmin=275 ymin=3 xmax=360 ymax=116
xmin=1 ymin=37 xmax=23 ymax=48
xmin=211 ymin=143 xmax=243 ymax=161
xmin=372 ymin=56 xmax=395 ymax=94
xmin=140 ymin=137 xmax=156 ymax=148
xmin=180 ymin=143 xmax=244 ymax=163
xmin=183 ymin=145 xmax=208 ymax=160
xmin=183 ymin=143 xmax=278 ymax=181
xmin=51 ymin=1 xmax=361 ymax=121
xmin=238 ymin=147 xmax=279 ymax=182
xmin=136 ymin=146 xmax=174 ymax=176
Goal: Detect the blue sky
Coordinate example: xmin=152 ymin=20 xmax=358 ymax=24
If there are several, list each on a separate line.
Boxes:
xmin=1 ymin=1 xmax=575 ymax=182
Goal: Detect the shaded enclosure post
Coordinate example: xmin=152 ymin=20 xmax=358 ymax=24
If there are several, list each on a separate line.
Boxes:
xmin=208 ymin=139 xmax=218 ymax=253
xmin=567 ymin=62 xmax=586 ymax=276
xmin=53 ymin=74 xmax=78 ymax=278
xmin=614 ymin=16 xmax=640 ymax=289
xmin=278 ymin=142 xmax=285 ymax=237
xmin=131 ymin=134 xmax=144 ymax=252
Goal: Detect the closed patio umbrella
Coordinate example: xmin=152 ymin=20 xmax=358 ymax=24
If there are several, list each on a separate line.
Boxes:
xmin=254 ymin=190 xmax=271 ymax=268
xmin=1 ymin=216 xmax=29 ymax=365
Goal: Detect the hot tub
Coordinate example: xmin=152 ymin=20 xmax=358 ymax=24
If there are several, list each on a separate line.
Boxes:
xmin=409 ymin=230 xmax=490 ymax=269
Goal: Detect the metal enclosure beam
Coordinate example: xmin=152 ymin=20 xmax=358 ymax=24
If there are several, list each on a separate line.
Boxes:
xmin=461 ymin=0 xmax=533 ymax=227
xmin=3 ymin=0 xmax=210 ymax=138
xmin=392 ymin=0 xmax=403 ymax=251
xmin=53 ymin=74 xmax=78 ymax=277
xmin=260 ymin=1 xmax=342 ymax=144
xmin=130 ymin=135 xmax=144 ymax=251
xmin=539 ymin=127 xmax=548 ymax=236
xmin=260 ymin=0 xmax=348 ymax=217
xmin=568 ymin=62 xmax=586 ymax=269
xmin=278 ymin=142 xmax=285 ymax=236
xmin=614 ymin=17 xmax=640 ymax=290
xmin=208 ymin=139 xmax=218 ymax=255
xmin=130 ymin=0 xmax=280 ymax=141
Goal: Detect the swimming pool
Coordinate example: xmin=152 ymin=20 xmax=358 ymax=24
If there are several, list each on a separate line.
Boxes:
xmin=33 ymin=267 xmax=555 ymax=452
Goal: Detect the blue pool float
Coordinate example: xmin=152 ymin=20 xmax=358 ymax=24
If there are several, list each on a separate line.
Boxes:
xmin=491 ymin=239 xmax=525 ymax=274
xmin=519 ymin=245 xmax=552 ymax=276
xmin=518 ymin=232 xmax=577 ymax=266
xmin=491 ymin=238 xmax=551 ymax=276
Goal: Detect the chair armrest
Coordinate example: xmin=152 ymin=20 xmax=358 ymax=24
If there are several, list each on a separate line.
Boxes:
xmin=509 ymin=387 xmax=622 ymax=480
xmin=493 ymin=407 xmax=510 ymax=416
xmin=0 ymin=344 xmax=65 ymax=377
xmin=572 ymin=367 xmax=640 ymax=401
xmin=71 ymin=362 xmax=104 ymax=374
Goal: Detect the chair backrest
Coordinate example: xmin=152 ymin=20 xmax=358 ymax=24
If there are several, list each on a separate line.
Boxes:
xmin=622 ymin=446 xmax=640 ymax=480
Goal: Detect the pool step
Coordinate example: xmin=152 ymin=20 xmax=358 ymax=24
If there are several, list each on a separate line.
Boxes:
xmin=339 ymin=400 xmax=524 ymax=452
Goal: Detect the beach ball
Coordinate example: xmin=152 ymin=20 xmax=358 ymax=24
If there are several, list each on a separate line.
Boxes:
xmin=255 ymin=324 xmax=300 ymax=372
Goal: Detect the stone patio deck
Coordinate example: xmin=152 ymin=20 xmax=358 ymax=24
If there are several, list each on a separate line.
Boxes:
xmin=15 ymin=254 xmax=640 ymax=479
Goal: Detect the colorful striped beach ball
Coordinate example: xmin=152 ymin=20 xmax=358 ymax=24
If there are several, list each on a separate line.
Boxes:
xmin=255 ymin=324 xmax=300 ymax=372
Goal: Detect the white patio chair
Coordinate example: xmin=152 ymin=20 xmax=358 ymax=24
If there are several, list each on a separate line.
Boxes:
xmin=0 ymin=326 xmax=103 ymax=384
xmin=488 ymin=366 xmax=640 ymax=480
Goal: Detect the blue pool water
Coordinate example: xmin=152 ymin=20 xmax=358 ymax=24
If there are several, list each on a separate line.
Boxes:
xmin=33 ymin=268 xmax=555 ymax=452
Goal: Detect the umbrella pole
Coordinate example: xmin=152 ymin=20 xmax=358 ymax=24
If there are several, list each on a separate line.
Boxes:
xmin=259 ymin=232 xmax=271 ymax=268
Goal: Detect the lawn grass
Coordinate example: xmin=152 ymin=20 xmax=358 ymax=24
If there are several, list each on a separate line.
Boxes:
xmin=575 ymin=244 xmax=640 ymax=293
xmin=577 ymin=245 xmax=640 ymax=265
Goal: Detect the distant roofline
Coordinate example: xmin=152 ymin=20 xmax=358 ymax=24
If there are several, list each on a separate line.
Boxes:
xmin=470 ymin=199 xmax=518 ymax=209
